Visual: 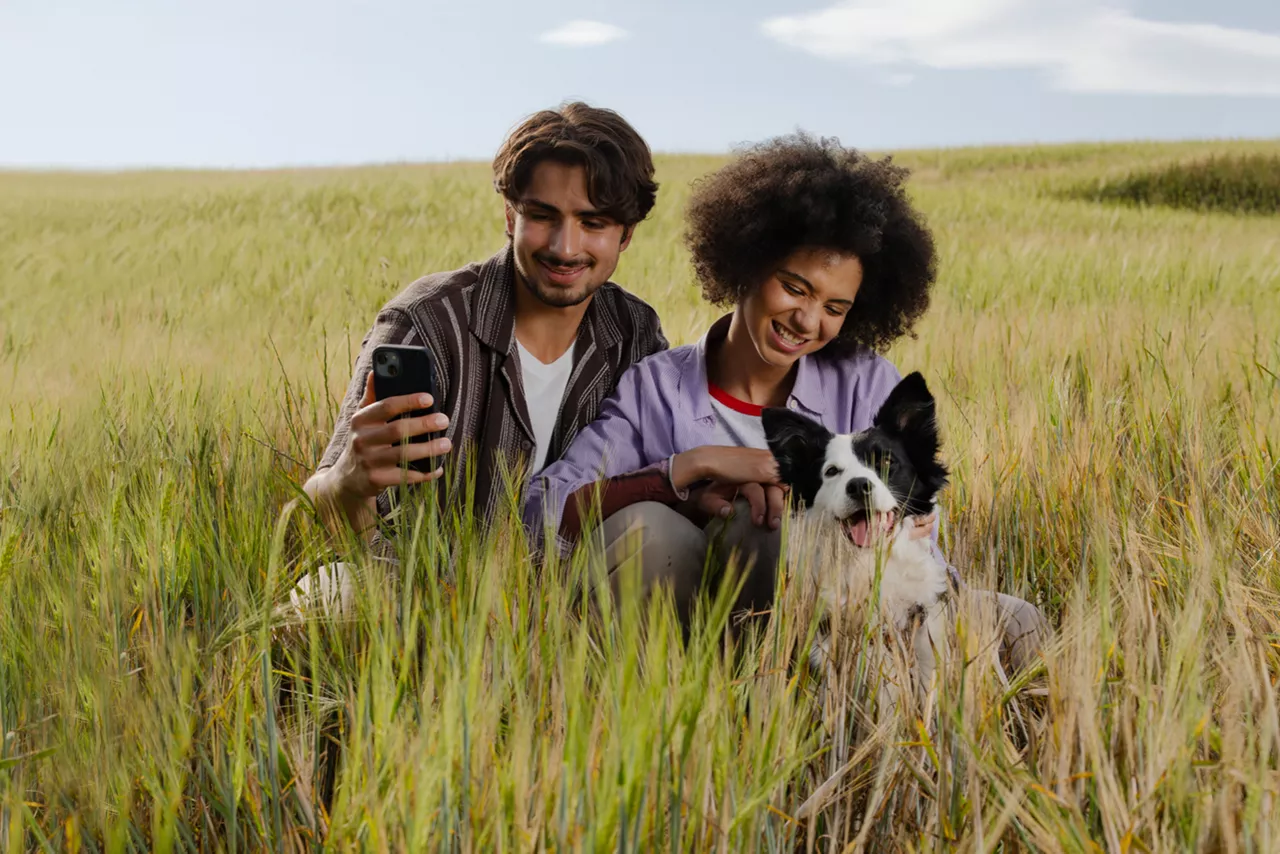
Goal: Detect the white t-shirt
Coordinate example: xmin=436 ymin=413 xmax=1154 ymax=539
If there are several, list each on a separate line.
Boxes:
xmin=707 ymin=382 xmax=769 ymax=450
xmin=516 ymin=339 xmax=575 ymax=473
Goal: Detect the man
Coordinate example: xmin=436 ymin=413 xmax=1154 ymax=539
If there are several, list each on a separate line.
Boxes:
xmin=303 ymin=102 xmax=667 ymax=545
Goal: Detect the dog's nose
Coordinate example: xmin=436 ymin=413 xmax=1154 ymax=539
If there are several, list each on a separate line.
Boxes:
xmin=847 ymin=477 xmax=874 ymax=498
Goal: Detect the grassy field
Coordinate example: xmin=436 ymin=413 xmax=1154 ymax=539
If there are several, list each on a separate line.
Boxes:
xmin=2 ymin=139 xmax=1278 ymax=851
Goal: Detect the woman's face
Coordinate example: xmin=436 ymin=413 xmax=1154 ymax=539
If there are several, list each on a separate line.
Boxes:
xmin=739 ymin=247 xmax=863 ymax=369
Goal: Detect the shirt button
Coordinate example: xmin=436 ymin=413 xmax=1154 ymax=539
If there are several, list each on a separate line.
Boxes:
xmin=787 ymin=400 xmax=798 ymax=410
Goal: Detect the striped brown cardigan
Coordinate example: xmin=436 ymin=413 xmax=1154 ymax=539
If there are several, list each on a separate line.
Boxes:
xmin=317 ymin=245 xmax=668 ymax=529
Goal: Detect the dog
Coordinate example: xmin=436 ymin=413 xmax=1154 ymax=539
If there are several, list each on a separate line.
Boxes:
xmin=762 ymin=371 xmax=952 ymax=702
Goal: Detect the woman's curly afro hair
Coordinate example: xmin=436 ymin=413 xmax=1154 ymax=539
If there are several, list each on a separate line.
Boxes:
xmin=685 ymin=133 xmax=937 ymax=356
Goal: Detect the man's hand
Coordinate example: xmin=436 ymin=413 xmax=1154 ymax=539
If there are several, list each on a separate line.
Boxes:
xmin=305 ymin=372 xmax=452 ymax=539
xmin=331 ymin=372 xmax=452 ymax=498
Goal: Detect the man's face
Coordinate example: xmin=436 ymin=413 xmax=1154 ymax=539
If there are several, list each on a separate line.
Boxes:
xmin=506 ymin=160 xmax=633 ymax=308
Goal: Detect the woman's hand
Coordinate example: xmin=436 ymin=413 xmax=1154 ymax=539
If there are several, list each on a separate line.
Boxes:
xmin=683 ymin=481 xmax=788 ymax=530
xmin=904 ymin=511 xmax=938 ymax=541
xmin=669 ymin=446 xmax=786 ymax=530
xmin=669 ymin=446 xmax=780 ymax=491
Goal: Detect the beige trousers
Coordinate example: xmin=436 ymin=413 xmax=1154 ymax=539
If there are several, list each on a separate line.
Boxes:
xmin=592 ymin=500 xmax=782 ymax=628
xmin=594 ymin=501 xmax=1047 ymax=672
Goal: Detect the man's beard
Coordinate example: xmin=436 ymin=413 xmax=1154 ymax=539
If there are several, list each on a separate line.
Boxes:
xmin=523 ymin=277 xmax=599 ymax=308
xmin=516 ymin=253 xmax=601 ymax=308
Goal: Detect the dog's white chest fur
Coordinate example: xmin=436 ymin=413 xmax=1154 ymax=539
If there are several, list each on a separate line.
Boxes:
xmin=790 ymin=517 xmax=951 ymax=705
xmin=790 ymin=517 xmax=949 ymax=632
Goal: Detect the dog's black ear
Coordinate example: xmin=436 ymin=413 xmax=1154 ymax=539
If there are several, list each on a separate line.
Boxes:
xmin=873 ymin=372 xmax=937 ymax=440
xmin=874 ymin=372 xmax=948 ymax=499
xmin=762 ymin=407 xmax=832 ymax=507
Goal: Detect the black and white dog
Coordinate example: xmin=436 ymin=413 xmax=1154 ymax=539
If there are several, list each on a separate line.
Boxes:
xmin=762 ymin=372 xmax=951 ymax=694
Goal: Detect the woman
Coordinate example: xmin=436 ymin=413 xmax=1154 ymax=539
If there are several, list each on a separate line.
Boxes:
xmin=523 ymin=134 xmax=1043 ymax=666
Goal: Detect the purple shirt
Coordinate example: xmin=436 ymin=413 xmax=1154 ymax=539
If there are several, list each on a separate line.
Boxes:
xmin=525 ymin=316 xmax=931 ymax=542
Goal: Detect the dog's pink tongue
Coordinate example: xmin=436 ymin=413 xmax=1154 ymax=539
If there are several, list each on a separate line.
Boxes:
xmin=848 ymin=516 xmax=871 ymax=547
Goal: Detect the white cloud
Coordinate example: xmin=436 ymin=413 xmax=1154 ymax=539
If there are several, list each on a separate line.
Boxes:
xmin=761 ymin=0 xmax=1280 ymax=95
xmin=540 ymin=20 xmax=628 ymax=47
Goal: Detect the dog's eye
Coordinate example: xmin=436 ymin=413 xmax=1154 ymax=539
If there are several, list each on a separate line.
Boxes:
xmin=824 ymin=465 xmax=842 ymax=478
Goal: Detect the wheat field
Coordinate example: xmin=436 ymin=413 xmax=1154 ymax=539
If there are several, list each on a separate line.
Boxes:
xmin=2 ymin=140 xmax=1278 ymax=851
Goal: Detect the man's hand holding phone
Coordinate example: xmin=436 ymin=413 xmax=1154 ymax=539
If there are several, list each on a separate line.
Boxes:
xmin=305 ymin=342 xmax=451 ymax=541
xmin=330 ymin=371 xmax=452 ymax=501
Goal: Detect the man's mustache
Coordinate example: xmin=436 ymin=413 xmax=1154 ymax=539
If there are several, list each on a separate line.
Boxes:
xmin=535 ymin=253 xmax=591 ymax=269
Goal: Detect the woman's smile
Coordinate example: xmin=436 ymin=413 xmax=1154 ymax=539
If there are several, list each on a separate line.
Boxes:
xmin=770 ymin=319 xmax=809 ymax=353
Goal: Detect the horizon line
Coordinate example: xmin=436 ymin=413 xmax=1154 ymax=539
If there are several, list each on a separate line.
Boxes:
xmin=2 ymin=134 xmax=1278 ymax=176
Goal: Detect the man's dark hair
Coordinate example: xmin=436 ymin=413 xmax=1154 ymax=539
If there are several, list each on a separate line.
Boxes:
xmin=493 ymin=102 xmax=658 ymax=228
xmin=685 ymin=133 xmax=937 ymax=356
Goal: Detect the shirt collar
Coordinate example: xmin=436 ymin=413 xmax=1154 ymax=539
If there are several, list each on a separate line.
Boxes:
xmin=678 ymin=316 xmax=722 ymax=422
xmin=790 ymin=350 xmax=827 ymax=417
xmin=681 ymin=313 xmax=827 ymax=420
xmin=470 ymin=246 xmax=518 ymax=353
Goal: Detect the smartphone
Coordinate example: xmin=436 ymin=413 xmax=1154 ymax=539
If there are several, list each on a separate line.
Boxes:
xmin=371 ymin=344 xmax=442 ymax=475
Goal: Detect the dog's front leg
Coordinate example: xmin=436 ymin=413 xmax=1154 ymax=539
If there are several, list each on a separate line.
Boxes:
xmin=910 ymin=599 xmax=949 ymax=704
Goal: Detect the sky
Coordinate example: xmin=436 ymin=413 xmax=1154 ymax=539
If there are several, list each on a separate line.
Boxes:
xmin=2 ymin=0 xmax=1279 ymax=169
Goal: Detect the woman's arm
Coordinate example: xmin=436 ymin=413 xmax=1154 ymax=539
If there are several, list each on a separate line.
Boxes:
xmin=523 ymin=363 xmax=671 ymax=552
xmin=559 ymin=464 xmax=680 ymax=541
xmin=557 ymin=445 xmax=782 ymax=540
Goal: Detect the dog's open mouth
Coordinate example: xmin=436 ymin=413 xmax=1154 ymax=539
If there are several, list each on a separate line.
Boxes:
xmin=840 ymin=509 xmax=897 ymax=548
